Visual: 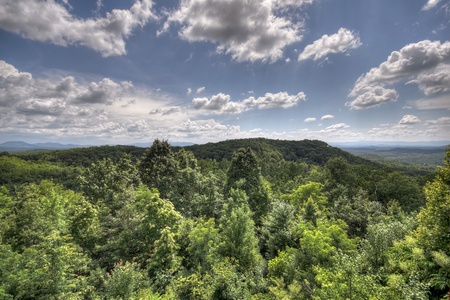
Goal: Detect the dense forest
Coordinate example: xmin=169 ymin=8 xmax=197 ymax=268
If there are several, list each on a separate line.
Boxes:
xmin=0 ymin=138 xmax=449 ymax=299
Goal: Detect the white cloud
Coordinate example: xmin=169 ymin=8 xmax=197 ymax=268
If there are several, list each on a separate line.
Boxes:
xmin=413 ymin=95 xmax=450 ymax=110
xmin=192 ymin=93 xmax=245 ymax=113
xmin=0 ymin=0 xmax=156 ymax=57
xmin=348 ymin=40 xmax=450 ymax=109
xmin=407 ymin=64 xmax=450 ymax=95
xmin=367 ymin=118 xmax=450 ymax=141
xmin=74 ymin=78 xmax=133 ymax=104
xmin=187 ymin=88 xmax=192 ymax=95
xmin=320 ymin=123 xmax=349 ymax=132
xmin=351 ymin=40 xmax=450 ymax=96
xmin=298 ymin=28 xmax=361 ymax=61
xmin=193 ymin=91 xmax=306 ymax=114
xmin=149 ymin=106 xmax=183 ymax=116
xmin=273 ymin=0 xmax=314 ymax=8
xmin=320 ymin=114 xmax=334 ymax=120
xmin=196 ymin=86 xmax=206 ymax=94
xmin=422 ymin=0 xmax=441 ymax=10
xmin=0 ymin=60 xmax=310 ymax=144
xmin=426 ymin=116 xmax=450 ymax=125
xmin=368 ymin=125 xmax=419 ymax=140
xmin=160 ymin=0 xmax=303 ymax=62
xmin=304 ymin=117 xmax=317 ymax=123
xmin=399 ymin=115 xmax=421 ymax=125
xmin=0 ymin=60 xmax=168 ymax=143
xmin=178 ymin=119 xmax=239 ymax=134
xmin=346 ymin=85 xmax=398 ymax=110
xmin=243 ymin=92 xmax=306 ymax=109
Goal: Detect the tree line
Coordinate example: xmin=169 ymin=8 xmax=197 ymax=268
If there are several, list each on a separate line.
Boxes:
xmin=0 ymin=139 xmax=449 ymax=299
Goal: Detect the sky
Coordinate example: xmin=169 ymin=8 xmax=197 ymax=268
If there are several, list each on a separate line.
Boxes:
xmin=0 ymin=0 xmax=449 ymax=146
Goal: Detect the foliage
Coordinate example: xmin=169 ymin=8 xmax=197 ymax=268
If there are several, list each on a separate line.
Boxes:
xmin=0 ymin=155 xmax=77 ymax=189
xmin=0 ymin=139 xmax=444 ymax=299
xmin=225 ymin=147 xmax=270 ymax=223
xmin=183 ymin=138 xmax=372 ymax=166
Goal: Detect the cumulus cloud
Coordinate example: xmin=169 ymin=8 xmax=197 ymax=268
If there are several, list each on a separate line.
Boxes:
xmin=321 ymin=114 xmax=334 ymax=120
xmin=0 ymin=60 xmax=138 ymax=132
xmin=160 ymin=0 xmax=303 ymax=62
xmin=244 ymin=92 xmax=306 ymax=109
xmin=351 ymin=40 xmax=450 ymax=92
xmin=74 ymin=79 xmax=133 ymax=104
xmin=17 ymin=99 xmax=67 ymax=116
xmin=320 ymin=123 xmax=349 ymax=132
xmin=304 ymin=117 xmax=317 ymax=122
xmin=0 ymin=61 xmax=133 ymax=107
xmin=0 ymin=0 xmax=156 ymax=57
xmin=298 ymin=28 xmax=361 ymax=61
xmin=422 ymin=0 xmax=441 ymax=10
xmin=346 ymin=85 xmax=398 ymax=109
xmin=192 ymin=91 xmax=306 ymax=114
xmin=348 ymin=40 xmax=450 ymax=109
xmin=407 ymin=64 xmax=450 ymax=95
xmin=192 ymin=93 xmax=245 ymax=113
xmin=0 ymin=60 xmax=196 ymax=144
xmin=399 ymin=115 xmax=421 ymax=125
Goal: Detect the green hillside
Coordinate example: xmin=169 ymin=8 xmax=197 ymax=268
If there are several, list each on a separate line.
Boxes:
xmin=15 ymin=138 xmax=374 ymax=168
xmin=182 ymin=138 xmax=373 ymax=165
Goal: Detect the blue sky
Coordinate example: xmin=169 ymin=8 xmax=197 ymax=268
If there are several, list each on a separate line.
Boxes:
xmin=0 ymin=0 xmax=449 ymax=145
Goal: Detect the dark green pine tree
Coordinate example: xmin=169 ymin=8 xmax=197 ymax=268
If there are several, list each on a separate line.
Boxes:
xmin=139 ymin=139 xmax=179 ymax=199
xmin=224 ymin=148 xmax=270 ymax=224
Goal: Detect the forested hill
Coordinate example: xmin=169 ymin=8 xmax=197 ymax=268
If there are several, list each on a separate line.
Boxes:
xmin=2 ymin=137 xmax=449 ymax=298
xmin=16 ymin=138 xmax=373 ymax=167
xmin=181 ymin=138 xmax=373 ymax=166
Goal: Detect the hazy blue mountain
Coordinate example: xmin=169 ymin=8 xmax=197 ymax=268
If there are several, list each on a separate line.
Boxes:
xmin=0 ymin=141 xmax=88 ymax=152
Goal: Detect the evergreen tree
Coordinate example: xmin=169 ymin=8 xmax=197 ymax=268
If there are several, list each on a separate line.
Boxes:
xmin=225 ymin=148 xmax=270 ymax=224
xmin=139 ymin=139 xmax=179 ymax=199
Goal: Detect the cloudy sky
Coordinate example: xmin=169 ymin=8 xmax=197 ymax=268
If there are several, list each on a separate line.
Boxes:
xmin=0 ymin=0 xmax=449 ymax=145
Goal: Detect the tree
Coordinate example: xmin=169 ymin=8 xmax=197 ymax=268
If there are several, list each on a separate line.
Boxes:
xmin=261 ymin=200 xmax=297 ymax=259
xmin=186 ymin=218 xmax=221 ymax=273
xmin=0 ymin=181 xmax=93 ymax=298
xmin=225 ymin=148 xmax=270 ymax=223
xmin=385 ymin=150 xmax=450 ymax=299
xmin=0 ymin=186 xmax=12 ymax=241
xmin=139 ymin=139 xmax=178 ymax=199
xmin=414 ymin=150 xmax=450 ymax=298
xmin=325 ymin=157 xmax=353 ymax=187
xmin=169 ymin=149 xmax=224 ymax=218
xmin=103 ymin=261 xmax=148 ymax=299
xmin=329 ymin=187 xmax=383 ymax=237
xmin=147 ymin=227 xmax=182 ymax=293
xmin=284 ymin=182 xmax=327 ymax=211
xmin=360 ymin=204 xmax=417 ymax=270
xmin=79 ymin=154 xmax=140 ymax=210
xmin=218 ymin=188 xmax=265 ymax=295
xmin=313 ymin=251 xmax=383 ymax=300
xmin=219 ymin=189 xmax=262 ymax=269
xmin=267 ymin=217 xmax=358 ymax=298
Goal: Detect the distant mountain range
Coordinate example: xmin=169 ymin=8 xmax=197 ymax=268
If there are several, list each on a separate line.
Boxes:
xmin=1 ymin=139 xmax=448 ymax=154
xmin=0 ymin=141 xmax=89 ymax=152
xmin=0 ymin=141 xmax=194 ymax=152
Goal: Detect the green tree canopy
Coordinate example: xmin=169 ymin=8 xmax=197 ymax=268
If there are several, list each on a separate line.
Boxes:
xmin=225 ymin=147 xmax=270 ymax=223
